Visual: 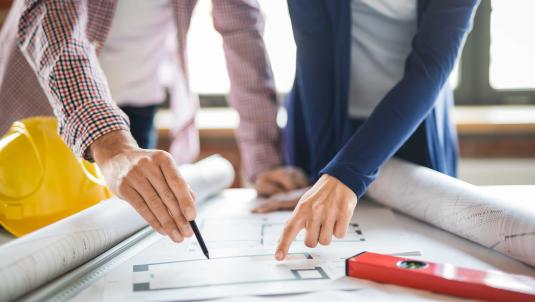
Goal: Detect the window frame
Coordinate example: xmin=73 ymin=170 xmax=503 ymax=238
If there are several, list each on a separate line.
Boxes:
xmin=455 ymin=1 xmax=535 ymax=105
xmin=196 ymin=1 xmax=535 ymax=108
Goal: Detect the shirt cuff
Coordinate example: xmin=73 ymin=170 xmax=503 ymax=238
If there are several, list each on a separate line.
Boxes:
xmin=320 ymin=161 xmax=378 ymax=199
xmin=61 ymin=100 xmax=130 ymax=162
xmin=239 ymin=141 xmax=282 ymax=181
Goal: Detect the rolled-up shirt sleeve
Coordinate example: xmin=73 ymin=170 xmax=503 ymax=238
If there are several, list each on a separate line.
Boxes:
xmin=17 ymin=0 xmax=129 ymax=160
xmin=212 ymin=0 xmax=282 ymax=181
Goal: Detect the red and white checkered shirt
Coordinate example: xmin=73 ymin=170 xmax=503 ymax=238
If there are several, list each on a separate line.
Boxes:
xmin=0 ymin=0 xmax=281 ymax=180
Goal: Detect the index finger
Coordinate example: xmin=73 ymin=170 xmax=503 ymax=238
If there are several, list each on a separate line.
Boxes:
xmin=275 ymin=216 xmax=304 ymax=261
xmin=158 ymin=154 xmax=196 ymax=221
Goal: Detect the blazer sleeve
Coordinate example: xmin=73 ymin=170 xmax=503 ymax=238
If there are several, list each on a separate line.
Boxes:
xmin=321 ymin=0 xmax=479 ymax=198
xmin=17 ymin=0 xmax=129 ymax=160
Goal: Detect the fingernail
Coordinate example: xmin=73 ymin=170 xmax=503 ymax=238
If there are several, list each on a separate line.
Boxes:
xmin=171 ymin=230 xmax=182 ymax=242
xmin=185 ymin=207 xmax=196 ymax=220
xmin=275 ymin=251 xmax=284 ymax=261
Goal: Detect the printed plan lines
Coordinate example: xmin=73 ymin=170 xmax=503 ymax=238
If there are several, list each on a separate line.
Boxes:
xmin=131 ymin=253 xmax=329 ymax=292
xmin=188 ymin=215 xmax=367 ymax=252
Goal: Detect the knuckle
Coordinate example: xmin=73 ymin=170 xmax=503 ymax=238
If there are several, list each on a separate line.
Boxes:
xmin=150 ymin=202 xmax=166 ymax=214
xmin=125 ymin=168 xmax=139 ymax=179
xmin=146 ymin=192 xmax=162 ymax=206
xmin=311 ymin=199 xmax=324 ymax=210
xmin=328 ymin=205 xmax=339 ymax=215
xmin=161 ymin=220 xmax=176 ymax=230
xmin=117 ymin=182 xmax=129 ymax=196
xmin=137 ymin=156 xmax=152 ymax=167
xmin=295 ymin=203 xmax=309 ymax=215
xmin=153 ymin=150 xmax=171 ymax=161
xmin=169 ymin=207 xmax=183 ymax=220
xmin=161 ymin=189 xmax=176 ymax=202
xmin=175 ymin=215 xmax=188 ymax=226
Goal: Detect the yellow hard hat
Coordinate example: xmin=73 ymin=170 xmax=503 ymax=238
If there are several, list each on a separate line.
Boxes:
xmin=0 ymin=117 xmax=111 ymax=237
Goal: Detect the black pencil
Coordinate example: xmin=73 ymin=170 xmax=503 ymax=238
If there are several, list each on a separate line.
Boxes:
xmin=190 ymin=220 xmax=210 ymax=259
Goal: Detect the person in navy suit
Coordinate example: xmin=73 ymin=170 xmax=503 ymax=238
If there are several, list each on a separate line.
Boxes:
xmin=252 ymin=0 xmax=480 ymax=260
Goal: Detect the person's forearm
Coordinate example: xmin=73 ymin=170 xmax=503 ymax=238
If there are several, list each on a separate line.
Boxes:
xmin=91 ymin=130 xmax=138 ymax=165
xmin=212 ymin=0 xmax=282 ymax=180
xmin=17 ymin=0 xmax=129 ymax=160
xmin=320 ymin=1 xmax=478 ymax=198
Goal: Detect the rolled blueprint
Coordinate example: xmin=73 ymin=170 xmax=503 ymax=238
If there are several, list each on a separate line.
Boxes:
xmin=367 ymin=158 xmax=535 ymax=267
xmin=180 ymin=154 xmax=235 ymax=202
xmin=0 ymin=155 xmax=235 ymax=302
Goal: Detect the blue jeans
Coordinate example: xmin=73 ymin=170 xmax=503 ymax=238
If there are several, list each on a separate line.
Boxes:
xmin=119 ymin=104 xmax=159 ymax=149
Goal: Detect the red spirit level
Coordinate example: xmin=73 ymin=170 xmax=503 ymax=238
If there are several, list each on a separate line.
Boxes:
xmin=346 ymin=252 xmax=535 ymax=302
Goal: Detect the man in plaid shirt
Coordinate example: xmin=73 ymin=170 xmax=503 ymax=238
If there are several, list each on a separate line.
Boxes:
xmin=0 ymin=0 xmax=307 ymax=243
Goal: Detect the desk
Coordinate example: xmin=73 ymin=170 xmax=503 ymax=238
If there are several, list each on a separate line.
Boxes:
xmin=2 ymin=187 xmax=534 ymax=301
xmin=62 ymin=188 xmax=535 ymax=302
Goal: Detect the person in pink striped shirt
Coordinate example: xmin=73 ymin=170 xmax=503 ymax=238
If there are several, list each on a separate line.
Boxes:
xmin=0 ymin=0 xmax=307 ymax=243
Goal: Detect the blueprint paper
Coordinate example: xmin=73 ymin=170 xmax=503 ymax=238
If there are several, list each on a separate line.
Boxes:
xmin=0 ymin=155 xmax=234 ymax=302
xmin=368 ymin=158 xmax=535 ymax=267
xmin=71 ymin=205 xmax=417 ymax=301
xmin=0 ymin=198 xmax=144 ymax=302
xmin=193 ymin=208 xmax=417 ymax=258
xmin=101 ymin=248 xmax=360 ymax=302
xmin=179 ymin=154 xmax=235 ymax=202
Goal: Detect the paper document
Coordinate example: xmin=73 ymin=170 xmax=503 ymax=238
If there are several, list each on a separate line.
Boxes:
xmin=0 ymin=155 xmax=235 ymax=302
xmin=368 ymin=158 xmax=535 ymax=267
xmin=72 ymin=201 xmax=416 ymax=301
xmin=190 ymin=208 xmax=414 ymax=257
xmin=98 ymin=244 xmax=358 ymax=302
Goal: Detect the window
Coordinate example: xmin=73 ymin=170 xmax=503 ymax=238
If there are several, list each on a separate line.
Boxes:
xmin=456 ymin=1 xmax=535 ymax=104
xmin=185 ymin=1 xmax=535 ymax=106
xmin=186 ymin=0 xmax=295 ymax=104
xmin=489 ymin=1 xmax=535 ymax=90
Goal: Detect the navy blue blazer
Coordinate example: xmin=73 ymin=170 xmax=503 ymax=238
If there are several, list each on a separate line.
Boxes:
xmin=283 ymin=0 xmax=479 ymax=198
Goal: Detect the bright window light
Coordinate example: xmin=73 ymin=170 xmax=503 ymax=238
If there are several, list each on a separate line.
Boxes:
xmin=186 ymin=0 xmax=296 ymax=95
xmin=490 ymin=0 xmax=535 ymax=90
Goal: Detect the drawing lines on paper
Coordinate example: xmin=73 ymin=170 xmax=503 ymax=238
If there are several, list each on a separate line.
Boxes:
xmin=131 ymin=253 xmax=329 ymax=292
xmin=260 ymin=222 xmax=366 ymax=245
xmin=188 ymin=216 xmax=366 ymax=252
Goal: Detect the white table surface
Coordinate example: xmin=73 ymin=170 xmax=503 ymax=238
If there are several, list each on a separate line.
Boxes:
xmin=2 ymin=187 xmax=535 ymax=301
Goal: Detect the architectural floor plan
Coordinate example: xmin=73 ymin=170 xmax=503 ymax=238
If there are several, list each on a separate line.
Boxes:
xmin=132 ymin=253 xmax=328 ymax=292
xmin=189 ymin=214 xmax=366 ymax=252
xmin=68 ymin=192 xmax=419 ymax=302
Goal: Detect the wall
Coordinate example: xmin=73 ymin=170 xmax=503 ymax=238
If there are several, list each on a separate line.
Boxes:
xmin=0 ymin=0 xmax=11 ymax=28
